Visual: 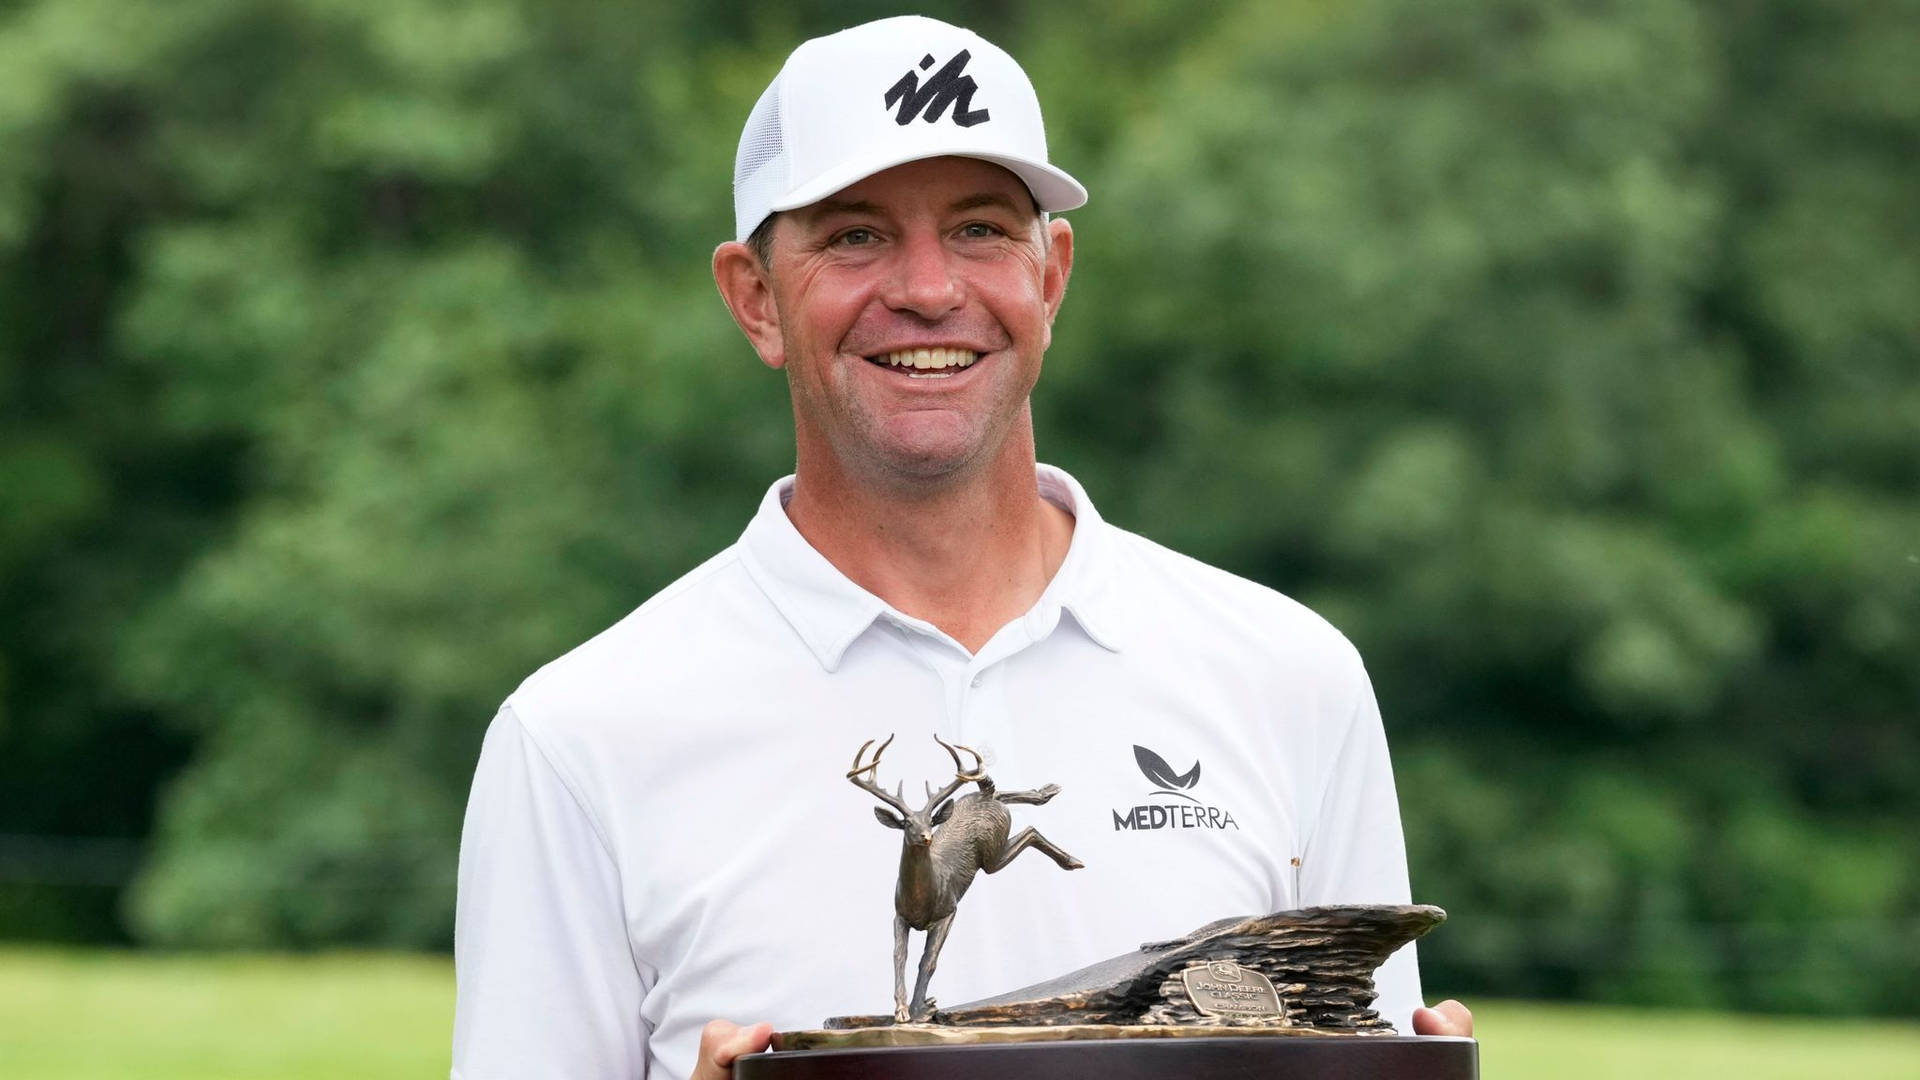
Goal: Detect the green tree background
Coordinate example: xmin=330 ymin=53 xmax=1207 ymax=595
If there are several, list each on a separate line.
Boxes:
xmin=2 ymin=0 xmax=1914 ymax=1015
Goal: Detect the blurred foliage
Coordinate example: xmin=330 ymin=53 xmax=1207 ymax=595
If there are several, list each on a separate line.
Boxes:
xmin=1 ymin=0 xmax=1914 ymax=1015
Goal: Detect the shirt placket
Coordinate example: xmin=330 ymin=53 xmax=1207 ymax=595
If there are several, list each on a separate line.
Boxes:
xmin=952 ymin=620 xmax=1048 ymax=771
xmin=891 ymin=613 xmax=1050 ymax=771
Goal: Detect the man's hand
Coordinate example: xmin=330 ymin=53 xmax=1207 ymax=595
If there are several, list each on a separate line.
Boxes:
xmin=1412 ymin=999 xmax=1474 ymax=1037
xmin=690 ymin=1019 xmax=774 ymax=1080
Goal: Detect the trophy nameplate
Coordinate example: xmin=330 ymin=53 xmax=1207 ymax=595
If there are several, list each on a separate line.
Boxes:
xmin=1181 ymin=961 xmax=1285 ymax=1021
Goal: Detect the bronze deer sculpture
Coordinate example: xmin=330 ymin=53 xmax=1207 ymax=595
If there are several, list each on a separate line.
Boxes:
xmin=848 ymin=733 xmax=1084 ymax=1023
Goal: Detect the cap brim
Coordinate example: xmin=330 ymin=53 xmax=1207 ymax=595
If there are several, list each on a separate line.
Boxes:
xmin=768 ymin=148 xmax=1087 ymax=218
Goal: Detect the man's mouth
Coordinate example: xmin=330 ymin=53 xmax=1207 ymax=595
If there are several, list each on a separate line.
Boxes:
xmin=864 ymin=347 xmax=980 ymax=379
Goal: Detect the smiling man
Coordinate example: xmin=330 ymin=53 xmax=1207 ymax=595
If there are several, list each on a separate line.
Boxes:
xmin=713 ymin=153 xmax=1076 ymax=656
xmin=451 ymin=16 xmax=1468 ymax=1080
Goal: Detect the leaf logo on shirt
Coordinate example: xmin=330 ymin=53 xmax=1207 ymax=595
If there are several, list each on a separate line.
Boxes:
xmin=1134 ymin=745 xmax=1201 ymax=791
xmin=1114 ymin=745 xmax=1236 ymax=831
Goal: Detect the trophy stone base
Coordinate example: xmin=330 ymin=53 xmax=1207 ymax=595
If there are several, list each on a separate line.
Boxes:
xmin=739 ymin=1034 xmax=1477 ymax=1079
xmin=747 ymin=905 xmax=1470 ymax=1077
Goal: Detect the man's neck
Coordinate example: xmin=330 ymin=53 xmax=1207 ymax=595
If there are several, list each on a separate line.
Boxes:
xmin=784 ymin=441 xmax=1076 ymax=655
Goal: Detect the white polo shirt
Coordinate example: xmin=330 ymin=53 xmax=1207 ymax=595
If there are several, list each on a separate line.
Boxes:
xmin=452 ymin=466 xmax=1422 ymax=1080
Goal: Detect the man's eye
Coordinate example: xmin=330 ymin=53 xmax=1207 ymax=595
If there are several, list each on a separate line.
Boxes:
xmin=837 ymin=228 xmax=877 ymax=247
xmin=959 ymin=222 xmax=1001 ymax=239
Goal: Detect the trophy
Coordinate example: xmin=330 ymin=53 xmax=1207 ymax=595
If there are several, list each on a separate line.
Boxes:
xmin=737 ymin=737 xmax=1478 ymax=1079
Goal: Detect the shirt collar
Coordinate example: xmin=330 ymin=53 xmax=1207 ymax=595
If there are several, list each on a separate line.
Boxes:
xmin=735 ymin=464 xmax=1127 ymax=672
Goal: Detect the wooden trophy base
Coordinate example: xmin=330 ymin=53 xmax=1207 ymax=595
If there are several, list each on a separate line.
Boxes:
xmin=737 ymin=1034 xmax=1478 ymax=1079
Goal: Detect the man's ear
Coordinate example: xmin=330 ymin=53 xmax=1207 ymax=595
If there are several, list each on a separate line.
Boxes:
xmin=713 ymin=240 xmax=787 ymax=370
xmin=874 ymin=807 xmax=907 ymax=830
xmin=1040 ymin=217 xmax=1074 ymax=352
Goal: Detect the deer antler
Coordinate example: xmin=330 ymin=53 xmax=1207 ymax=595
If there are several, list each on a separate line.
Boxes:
xmin=848 ymin=734 xmax=913 ymax=816
xmin=935 ymin=734 xmax=986 ymax=780
xmin=923 ymin=734 xmax=986 ymax=808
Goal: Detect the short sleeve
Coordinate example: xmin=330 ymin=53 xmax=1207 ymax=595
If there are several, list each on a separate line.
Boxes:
xmin=1298 ymin=661 xmax=1425 ymax=1034
xmin=452 ymin=704 xmax=649 ymax=1078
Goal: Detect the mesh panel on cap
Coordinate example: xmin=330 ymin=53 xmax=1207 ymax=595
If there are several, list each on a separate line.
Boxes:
xmin=732 ymin=77 xmax=788 ymax=242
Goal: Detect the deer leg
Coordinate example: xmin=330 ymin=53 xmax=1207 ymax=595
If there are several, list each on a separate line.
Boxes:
xmin=983 ymin=827 xmax=1084 ymax=872
xmin=892 ymin=915 xmax=910 ymax=1023
xmin=994 ymin=783 xmax=1061 ymax=806
xmin=908 ymin=913 xmax=954 ymax=1023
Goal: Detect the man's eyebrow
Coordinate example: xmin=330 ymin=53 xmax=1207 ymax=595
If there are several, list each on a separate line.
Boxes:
xmin=949 ymin=192 xmax=1028 ymax=215
xmin=802 ymin=198 xmax=886 ymax=222
xmin=798 ymin=191 xmax=1034 ymax=227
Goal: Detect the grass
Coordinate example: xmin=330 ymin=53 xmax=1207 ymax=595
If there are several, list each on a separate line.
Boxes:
xmin=3 ymin=948 xmax=1918 ymax=1078
xmin=1474 ymin=999 xmax=1920 ymax=1079
xmin=0 ymin=948 xmax=453 ymax=1080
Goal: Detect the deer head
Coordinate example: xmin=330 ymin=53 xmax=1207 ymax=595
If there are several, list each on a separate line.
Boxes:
xmin=847 ymin=734 xmax=986 ymax=847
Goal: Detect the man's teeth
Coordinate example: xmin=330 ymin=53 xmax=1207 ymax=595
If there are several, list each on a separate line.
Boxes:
xmin=873 ymin=347 xmax=980 ymax=371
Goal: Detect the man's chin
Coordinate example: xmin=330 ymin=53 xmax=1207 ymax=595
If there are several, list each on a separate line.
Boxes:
xmin=873 ymin=448 xmax=982 ymax=485
xmin=871 ymin=418 xmax=989 ymax=468
xmin=852 ymin=436 xmax=995 ymax=490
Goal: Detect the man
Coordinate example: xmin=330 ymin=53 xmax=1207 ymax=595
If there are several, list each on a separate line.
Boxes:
xmin=452 ymin=16 xmax=1470 ymax=1080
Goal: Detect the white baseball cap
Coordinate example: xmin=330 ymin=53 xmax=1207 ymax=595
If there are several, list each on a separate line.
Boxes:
xmin=731 ymin=15 xmax=1088 ymax=243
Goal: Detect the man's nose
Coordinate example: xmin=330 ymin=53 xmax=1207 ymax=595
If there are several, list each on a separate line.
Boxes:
xmin=882 ymin=231 xmax=963 ymax=319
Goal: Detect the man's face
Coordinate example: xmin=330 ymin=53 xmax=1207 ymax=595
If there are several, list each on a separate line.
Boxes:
xmin=753 ymin=157 xmax=1073 ymax=489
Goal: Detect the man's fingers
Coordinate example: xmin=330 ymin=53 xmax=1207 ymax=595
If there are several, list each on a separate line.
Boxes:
xmin=1412 ymin=998 xmax=1474 ymax=1037
xmin=723 ymin=1021 xmax=775 ymax=1064
xmin=691 ymin=1020 xmax=775 ymax=1080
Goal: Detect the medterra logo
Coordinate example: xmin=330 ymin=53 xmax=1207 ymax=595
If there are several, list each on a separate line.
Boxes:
xmin=1112 ymin=745 xmax=1239 ymax=831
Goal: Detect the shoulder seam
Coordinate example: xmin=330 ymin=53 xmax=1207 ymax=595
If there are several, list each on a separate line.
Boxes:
xmin=503 ymin=703 xmax=668 ymax=980
xmin=501 ymin=701 xmax=663 ymax=980
xmin=499 ymin=702 xmax=620 ymax=868
xmin=1301 ymin=645 xmax=1376 ymax=873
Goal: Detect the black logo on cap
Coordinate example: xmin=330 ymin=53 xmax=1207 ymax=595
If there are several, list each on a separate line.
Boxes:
xmin=884 ymin=50 xmax=991 ymax=128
